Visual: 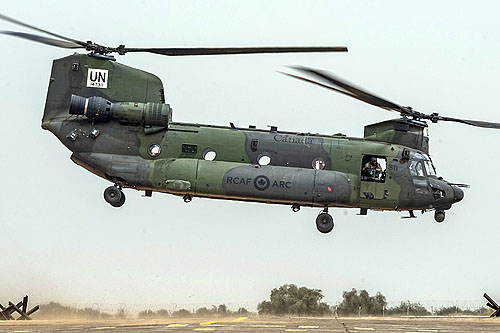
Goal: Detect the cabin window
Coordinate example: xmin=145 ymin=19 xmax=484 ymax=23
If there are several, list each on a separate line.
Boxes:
xmin=258 ymin=154 xmax=271 ymax=166
xmin=312 ymin=157 xmax=326 ymax=170
xmin=361 ymin=155 xmax=386 ymax=183
xmin=203 ymin=148 xmax=217 ymax=161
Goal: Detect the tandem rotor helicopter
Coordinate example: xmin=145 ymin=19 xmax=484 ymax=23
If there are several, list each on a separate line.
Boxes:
xmin=2 ymin=14 xmax=500 ymax=234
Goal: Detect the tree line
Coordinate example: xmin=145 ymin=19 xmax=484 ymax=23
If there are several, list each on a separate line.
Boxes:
xmin=258 ymin=285 xmax=490 ymax=316
xmin=32 ymin=285 xmax=491 ymax=318
xmin=35 ymin=302 xmax=249 ymax=319
xmin=139 ymin=304 xmax=250 ymax=318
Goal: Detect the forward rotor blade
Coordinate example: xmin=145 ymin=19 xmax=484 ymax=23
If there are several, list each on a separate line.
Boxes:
xmin=0 ymin=13 xmax=82 ymax=44
xmin=291 ymin=66 xmax=409 ymax=114
xmin=122 ymin=46 xmax=348 ymax=56
xmin=0 ymin=30 xmax=82 ymax=48
xmin=438 ymin=116 xmax=500 ymax=129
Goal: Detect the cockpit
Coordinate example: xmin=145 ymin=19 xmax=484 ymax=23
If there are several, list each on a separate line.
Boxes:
xmin=409 ymin=152 xmax=437 ymax=177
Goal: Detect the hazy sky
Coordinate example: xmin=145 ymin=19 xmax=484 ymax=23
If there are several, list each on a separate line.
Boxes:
xmin=1 ymin=1 xmax=500 ymax=314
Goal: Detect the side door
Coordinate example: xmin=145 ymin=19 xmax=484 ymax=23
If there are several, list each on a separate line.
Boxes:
xmin=359 ymin=155 xmax=387 ymax=200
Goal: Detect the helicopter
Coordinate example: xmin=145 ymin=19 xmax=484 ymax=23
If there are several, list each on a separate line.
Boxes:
xmin=2 ymin=14 xmax=500 ymax=234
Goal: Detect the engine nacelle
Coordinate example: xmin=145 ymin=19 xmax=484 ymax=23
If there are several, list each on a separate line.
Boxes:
xmin=69 ymin=95 xmax=171 ymax=127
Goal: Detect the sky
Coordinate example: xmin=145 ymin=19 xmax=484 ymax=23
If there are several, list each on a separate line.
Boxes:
xmin=1 ymin=1 xmax=500 ymax=314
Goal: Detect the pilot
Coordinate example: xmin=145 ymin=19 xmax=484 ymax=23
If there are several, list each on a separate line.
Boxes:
xmin=362 ymin=157 xmax=382 ymax=180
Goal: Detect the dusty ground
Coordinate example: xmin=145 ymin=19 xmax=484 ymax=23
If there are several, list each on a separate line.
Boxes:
xmin=0 ymin=316 xmax=499 ymax=332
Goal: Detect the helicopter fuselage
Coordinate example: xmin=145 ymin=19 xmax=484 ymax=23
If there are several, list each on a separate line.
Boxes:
xmin=42 ymin=53 xmax=463 ymax=230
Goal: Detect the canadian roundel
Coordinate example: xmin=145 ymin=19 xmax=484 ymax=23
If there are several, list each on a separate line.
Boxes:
xmin=148 ymin=143 xmax=161 ymax=157
xmin=312 ymin=157 xmax=326 ymax=170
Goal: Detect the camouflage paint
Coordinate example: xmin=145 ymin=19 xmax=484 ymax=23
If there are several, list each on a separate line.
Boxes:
xmin=42 ymin=54 xmax=462 ymax=212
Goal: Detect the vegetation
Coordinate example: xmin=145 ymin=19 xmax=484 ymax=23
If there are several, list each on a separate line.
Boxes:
xmin=138 ymin=309 xmax=170 ymax=318
xmin=32 ymin=289 xmax=492 ymax=319
xmin=435 ymin=306 xmax=490 ymax=316
xmin=337 ymin=288 xmax=387 ymax=316
xmin=171 ymin=309 xmax=192 ymax=317
xmin=257 ymin=284 xmax=331 ymax=316
xmin=36 ymin=302 xmax=113 ymax=319
xmin=138 ymin=304 xmax=250 ymax=318
xmin=385 ymin=300 xmax=431 ymax=316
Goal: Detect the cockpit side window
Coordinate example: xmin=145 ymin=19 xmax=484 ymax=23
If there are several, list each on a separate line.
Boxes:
xmin=361 ymin=155 xmax=387 ymax=183
xmin=424 ymin=160 xmax=436 ymax=176
xmin=410 ymin=160 xmax=425 ymax=177
xmin=409 ymin=152 xmax=437 ymax=177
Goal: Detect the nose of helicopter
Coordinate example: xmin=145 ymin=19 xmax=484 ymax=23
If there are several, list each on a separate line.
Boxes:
xmin=452 ymin=185 xmax=464 ymax=203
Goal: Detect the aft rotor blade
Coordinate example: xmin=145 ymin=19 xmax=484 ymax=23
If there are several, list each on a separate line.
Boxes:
xmin=279 ymin=71 xmax=380 ymax=106
xmin=0 ymin=13 xmax=83 ymax=45
xmin=0 ymin=30 xmax=82 ymax=48
xmin=437 ymin=116 xmax=500 ymax=129
xmin=291 ymin=66 xmax=409 ymax=114
xmin=122 ymin=46 xmax=348 ymax=56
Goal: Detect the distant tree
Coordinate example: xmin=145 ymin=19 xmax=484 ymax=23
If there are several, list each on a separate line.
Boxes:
xmin=471 ymin=307 xmax=490 ymax=315
xmin=257 ymin=301 xmax=272 ymax=315
xmin=138 ymin=310 xmax=155 ymax=318
xmin=237 ymin=308 xmax=249 ymax=315
xmin=337 ymin=289 xmax=387 ymax=316
xmin=156 ymin=309 xmax=170 ymax=317
xmin=217 ymin=304 xmax=228 ymax=315
xmin=195 ymin=307 xmax=215 ymax=316
xmin=114 ymin=307 xmax=127 ymax=319
xmin=435 ymin=306 xmax=462 ymax=316
xmin=257 ymin=284 xmax=332 ymax=316
xmin=36 ymin=302 xmax=111 ymax=319
xmin=386 ymin=301 xmax=430 ymax=316
xmin=171 ymin=309 xmax=192 ymax=317
xmin=38 ymin=302 xmax=75 ymax=318
xmin=139 ymin=309 xmax=169 ymax=318
xmin=435 ymin=306 xmax=490 ymax=316
xmin=77 ymin=307 xmax=101 ymax=319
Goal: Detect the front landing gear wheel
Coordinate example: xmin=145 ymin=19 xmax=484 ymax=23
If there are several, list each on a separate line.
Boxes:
xmin=316 ymin=212 xmax=334 ymax=233
xmin=434 ymin=210 xmax=445 ymax=223
xmin=111 ymin=191 xmax=126 ymax=207
xmin=104 ymin=186 xmax=125 ymax=207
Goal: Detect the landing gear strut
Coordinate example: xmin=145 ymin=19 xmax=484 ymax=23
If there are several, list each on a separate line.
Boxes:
xmin=104 ymin=185 xmax=126 ymax=207
xmin=183 ymin=194 xmax=193 ymax=203
xmin=316 ymin=208 xmax=334 ymax=234
xmin=434 ymin=210 xmax=445 ymax=223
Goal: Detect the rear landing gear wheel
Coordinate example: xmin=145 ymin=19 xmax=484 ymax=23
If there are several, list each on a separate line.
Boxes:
xmin=434 ymin=210 xmax=445 ymax=223
xmin=316 ymin=212 xmax=334 ymax=233
xmin=104 ymin=186 xmax=125 ymax=207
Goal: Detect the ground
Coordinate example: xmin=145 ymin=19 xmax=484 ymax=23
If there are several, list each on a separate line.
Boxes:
xmin=1 ymin=316 xmax=499 ymax=332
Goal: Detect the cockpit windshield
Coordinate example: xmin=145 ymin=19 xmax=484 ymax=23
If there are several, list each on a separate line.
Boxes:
xmin=409 ymin=152 xmax=437 ymax=177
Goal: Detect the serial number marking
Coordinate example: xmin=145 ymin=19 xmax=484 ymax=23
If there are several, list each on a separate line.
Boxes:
xmin=388 ymin=164 xmax=399 ymax=172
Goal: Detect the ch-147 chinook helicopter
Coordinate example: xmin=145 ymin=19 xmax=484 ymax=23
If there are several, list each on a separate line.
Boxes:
xmin=3 ymin=14 xmax=500 ymax=234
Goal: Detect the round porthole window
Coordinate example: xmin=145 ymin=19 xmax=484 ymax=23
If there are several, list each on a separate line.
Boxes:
xmin=312 ymin=157 xmax=326 ymax=170
xmin=258 ymin=154 xmax=271 ymax=166
xmin=203 ymin=148 xmax=217 ymax=161
xmin=148 ymin=143 xmax=161 ymax=157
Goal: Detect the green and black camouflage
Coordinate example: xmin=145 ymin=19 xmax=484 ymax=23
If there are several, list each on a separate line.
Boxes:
xmin=42 ymin=54 xmax=464 ymax=216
